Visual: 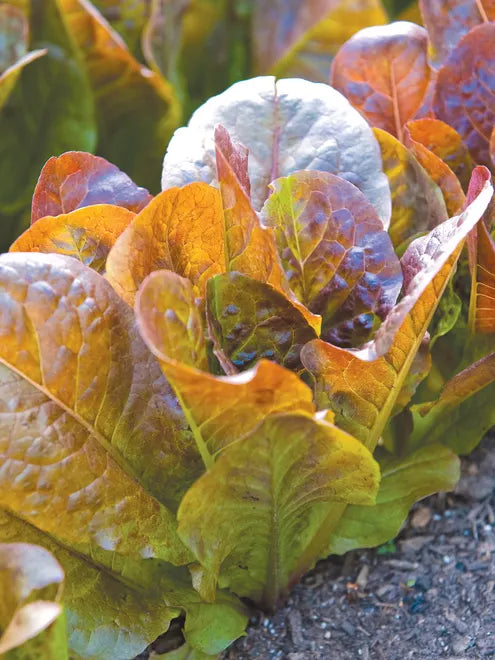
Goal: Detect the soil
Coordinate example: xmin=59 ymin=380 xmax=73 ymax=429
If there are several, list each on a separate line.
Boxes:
xmin=144 ymin=435 xmax=495 ymax=659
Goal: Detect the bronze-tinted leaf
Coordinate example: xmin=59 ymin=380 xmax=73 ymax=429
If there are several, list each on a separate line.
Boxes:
xmin=261 ymin=170 xmax=403 ymax=345
xmin=106 ymin=182 xmax=226 ymax=305
xmin=31 ymin=151 xmax=152 ymax=222
xmin=419 ymin=0 xmax=495 ymax=66
xmin=433 ymin=23 xmax=495 ymax=167
xmin=10 ymin=204 xmax=135 ymax=273
xmin=405 ymin=118 xmax=474 ymax=191
xmin=207 ymin=273 xmax=318 ymax=371
xmin=301 ymin=171 xmax=493 ymax=450
xmin=331 ymin=22 xmax=431 ymax=140
xmin=0 ymin=252 xmax=198 ymax=536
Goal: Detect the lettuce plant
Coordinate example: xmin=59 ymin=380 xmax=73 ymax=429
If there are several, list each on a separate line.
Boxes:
xmin=2 ymin=63 xmax=495 ymax=657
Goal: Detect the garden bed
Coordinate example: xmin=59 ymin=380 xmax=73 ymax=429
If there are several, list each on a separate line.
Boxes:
xmin=223 ymin=435 xmax=495 ymax=660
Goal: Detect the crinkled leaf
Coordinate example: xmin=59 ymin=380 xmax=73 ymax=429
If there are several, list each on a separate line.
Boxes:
xmin=106 ymin=182 xmax=225 ymax=305
xmin=60 ymin=0 xmax=180 ymax=191
xmin=374 ymin=128 xmax=448 ymax=247
xmin=0 ymin=511 xmax=181 ymax=660
xmin=0 ymin=253 xmax=198 ymax=552
xmin=419 ymin=0 xmax=495 ymax=67
xmin=161 ymin=76 xmax=391 ymax=225
xmin=134 ymin=270 xmax=208 ymax=370
xmin=331 ymin=22 xmax=431 ymax=140
xmin=327 ymin=445 xmax=459 ymax=554
xmin=178 ymin=413 xmax=379 ymax=610
xmin=136 ymin=280 xmax=316 ymax=457
xmin=301 ymin=171 xmax=493 ymax=450
xmin=10 ymin=205 xmax=135 ymax=273
xmin=261 ymin=170 xmax=402 ymax=345
xmin=405 ymin=118 xmax=474 ymax=191
xmin=31 ymin=152 xmax=152 ymax=222
xmin=206 ymin=273 xmax=318 ymax=372
xmin=403 ymin=122 xmax=466 ymax=216
xmin=411 ymin=350 xmax=495 ymax=453
xmin=0 ymin=0 xmax=97 ymax=249
xmin=252 ymin=0 xmax=387 ymax=82
xmin=433 ymin=23 xmax=495 ymax=168
xmin=0 ymin=543 xmax=66 ymax=657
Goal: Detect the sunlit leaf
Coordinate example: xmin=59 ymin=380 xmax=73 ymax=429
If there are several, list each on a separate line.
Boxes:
xmin=252 ymin=0 xmax=387 ymax=82
xmin=178 ymin=413 xmax=379 ymax=610
xmin=10 ymin=205 xmax=135 ymax=273
xmin=60 ymin=0 xmax=181 ymax=191
xmin=261 ymin=170 xmax=402 ymax=345
xmin=433 ymin=23 xmax=495 ymax=167
xmin=373 ymin=128 xmax=447 ymax=247
xmin=0 ymin=0 xmax=97 ymax=250
xmin=0 ymin=252 xmax=199 ymax=538
xmin=31 ymin=151 xmax=152 ymax=222
xmin=327 ymin=444 xmax=459 ymax=553
xmin=207 ymin=273 xmax=318 ymax=372
xmin=106 ymin=182 xmax=225 ymax=305
xmin=405 ymin=118 xmax=474 ymax=191
xmin=411 ymin=350 xmax=495 ymax=453
xmin=419 ymin=0 xmax=495 ymax=66
xmin=301 ymin=171 xmax=493 ymax=450
xmin=0 ymin=543 xmax=66 ymax=657
xmin=162 ymin=76 xmax=391 ymax=226
xmin=331 ymin=22 xmax=431 ymax=140
xmin=469 ymin=214 xmax=495 ymax=333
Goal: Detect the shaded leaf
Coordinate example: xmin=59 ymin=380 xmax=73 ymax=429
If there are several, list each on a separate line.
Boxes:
xmin=433 ymin=23 xmax=495 ymax=167
xmin=91 ymin=0 xmax=150 ymax=54
xmin=0 ymin=543 xmax=66 ymax=657
xmin=178 ymin=413 xmax=379 ymax=610
xmin=419 ymin=0 xmax=495 ymax=66
xmin=0 ymin=253 xmax=198 ymax=545
xmin=301 ymin=171 xmax=493 ymax=450
xmin=182 ymin=597 xmax=248 ymax=656
xmin=10 ymin=204 xmax=135 ymax=273
xmin=0 ymin=0 xmax=97 ymax=249
xmin=374 ymin=127 xmax=448 ymax=247
xmin=134 ymin=270 xmax=208 ymax=370
xmin=0 ymin=6 xmax=46 ymax=111
xmin=261 ymin=170 xmax=403 ymax=345
xmin=136 ymin=279 xmax=317 ymax=456
xmin=429 ymin=274 xmax=462 ymax=345
xmin=31 ymin=151 xmax=152 ymax=222
xmin=327 ymin=445 xmax=459 ymax=553
xmin=162 ymin=76 xmax=391 ymax=225
xmin=405 ymin=118 xmax=474 ymax=191
xmin=142 ymin=0 xmax=189 ymax=85
xmin=411 ymin=350 xmax=495 ymax=453
xmin=331 ymin=22 xmax=431 ymax=141
xmin=207 ymin=273 xmax=318 ymax=371
xmin=106 ymin=182 xmax=225 ymax=305
xmin=60 ymin=0 xmax=181 ymax=191
xmin=0 ymin=511 xmax=181 ymax=660
xmin=252 ymin=0 xmax=387 ymax=82
xmin=403 ymin=122 xmax=466 ymax=216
